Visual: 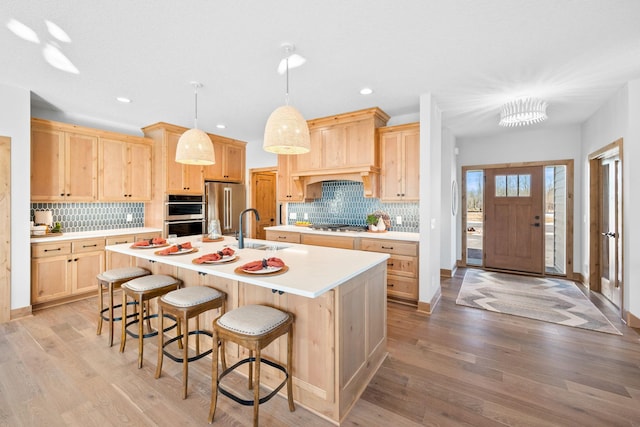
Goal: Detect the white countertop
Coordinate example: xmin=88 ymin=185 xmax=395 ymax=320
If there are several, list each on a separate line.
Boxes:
xmin=106 ymin=235 xmax=389 ymax=299
xmin=266 ymin=225 xmax=419 ymax=242
xmin=30 ymin=227 xmax=162 ymax=243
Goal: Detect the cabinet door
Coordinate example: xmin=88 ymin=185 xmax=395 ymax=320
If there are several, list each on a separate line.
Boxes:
xmin=66 ymin=132 xmax=98 ymax=201
xmin=322 ymin=126 xmax=346 ymax=170
xmin=31 ymin=255 xmax=70 ymax=303
xmin=380 ymin=132 xmax=403 ymax=201
xmin=276 ymin=155 xmax=302 ymax=202
xmin=31 ymin=127 xmax=65 ymax=201
xmin=106 ymin=236 xmax=134 ymax=269
xmin=72 ymin=251 xmax=104 ymax=294
xmin=128 ymin=141 xmax=152 ymax=200
xmin=166 ymin=131 xmax=186 ymax=193
xmin=224 ymin=143 xmax=244 ymax=182
xmin=296 ymin=128 xmax=323 ymax=171
xmin=203 ymin=137 xmax=225 ymax=180
xmin=99 ymin=138 xmax=128 ymax=200
xmin=345 ymin=120 xmax=374 ymax=166
xmin=401 ymin=130 xmax=420 ymax=201
xmin=184 ymin=164 xmax=204 ymax=193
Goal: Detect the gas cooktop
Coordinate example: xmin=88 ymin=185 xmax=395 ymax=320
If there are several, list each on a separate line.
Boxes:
xmin=310 ymin=224 xmax=367 ymax=232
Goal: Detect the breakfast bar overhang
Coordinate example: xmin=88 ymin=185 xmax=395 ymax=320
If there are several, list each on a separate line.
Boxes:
xmin=106 ymin=236 xmax=389 ymax=425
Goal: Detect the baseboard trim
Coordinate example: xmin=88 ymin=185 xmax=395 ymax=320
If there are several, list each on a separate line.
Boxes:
xmin=440 ymin=266 xmax=457 ymax=278
xmin=11 ymin=305 xmax=32 ymax=320
xmin=417 ymin=287 xmax=441 ymax=315
xmin=626 ymin=311 xmax=640 ymax=329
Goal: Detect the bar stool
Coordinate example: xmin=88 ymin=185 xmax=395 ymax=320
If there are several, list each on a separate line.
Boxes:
xmin=208 ymin=304 xmax=294 ymax=427
xmin=96 ymin=267 xmax=150 ymax=346
xmin=155 ymin=285 xmax=226 ymax=399
xmin=120 ymin=274 xmax=181 ymax=368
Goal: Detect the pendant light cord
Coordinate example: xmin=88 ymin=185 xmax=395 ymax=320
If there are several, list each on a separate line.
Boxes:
xmin=193 ymin=85 xmax=199 ymax=129
xmin=285 ymin=57 xmax=290 ymax=106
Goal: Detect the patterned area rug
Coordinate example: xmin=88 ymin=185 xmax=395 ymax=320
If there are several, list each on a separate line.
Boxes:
xmin=456 ymin=269 xmax=622 ymax=335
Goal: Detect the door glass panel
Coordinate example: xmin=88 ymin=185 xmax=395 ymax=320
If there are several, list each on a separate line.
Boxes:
xmin=518 ymin=174 xmax=531 ymax=196
xmin=507 ymin=175 xmax=518 ymax=196
xmin=545 ymin=165 xmax=566 ymax=275
xmin=495 ymin=175 xmax=506 ymax=197
xmin=466 ymin=170 xmax=483 ymax=266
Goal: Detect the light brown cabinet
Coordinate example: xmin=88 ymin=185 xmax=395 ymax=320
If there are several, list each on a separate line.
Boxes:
xmin=379 ymin=123 xmax=420 ymax=202
xmin=276 ymin=155 xmax=303 ymax=202
xmin=105 ymin=231 xmax=163 ymax=270
xmin=359 ymin=237 xmax=419 ymax=302
xmin=99 ymin=138 xmax=152 ymax=201
xmin=166 ymin=130 xmax=204 ymax=194
xmin=264 ymin=230 xmax=301 ymax=244
xmin=31 ymin=123 xmax=98 ymax=202
xmin=203 ymin=136 xmax=246 ymax=182
xmin=300 ymin=233 xmax=355 ymax=249
xmin=31 ymin=238 xmax=105 ymax=306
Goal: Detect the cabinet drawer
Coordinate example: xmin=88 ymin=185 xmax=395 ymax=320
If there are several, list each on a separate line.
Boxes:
xmin=386 ymin=254 xmax=418 ymax=278
xmin=31 ymin=242 xmax=72 ymax=258
xmin=386 ymin=275 xmax=418 ymax=300
xmin=265 ymin=230 xmax=301 ymax=244
xmin=360 ymin=238 xmax=417 ymax=256
xmin=106 ymin=235 xmax=135 ymax=246
xmin=72 ymin=238 xmax=106 ymax=253
xmin=301 ymin=234 xmax=355 ymax=249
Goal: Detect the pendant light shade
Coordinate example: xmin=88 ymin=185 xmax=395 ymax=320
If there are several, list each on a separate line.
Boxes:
xmin=175 ymin=82 xmax=215 ymax=165
xmin=175 ymin=128 xmax=215 ymax=165
xmin=263 ymin=105 xmax=310 ymax=154
xmin=263 ymin=43 xmax=310 ymax=155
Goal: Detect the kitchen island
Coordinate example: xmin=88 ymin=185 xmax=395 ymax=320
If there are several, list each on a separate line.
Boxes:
xmin=106 ymin=236 xmax=388 ymax=425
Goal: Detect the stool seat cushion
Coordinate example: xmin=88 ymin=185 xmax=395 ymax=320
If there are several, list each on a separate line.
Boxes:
xmin=161 ymin=286 xmax=223 ymax=307
xmin=217 ymin=305 xmax=288 ymax=336
xmin=123 ymin=274 xmax=179 ymax=292
xmin=98 ymin=267 xmax=149 ymax=282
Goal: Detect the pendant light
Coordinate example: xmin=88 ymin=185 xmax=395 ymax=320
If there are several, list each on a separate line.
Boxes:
xmin=175 ymin=82 xmax=215 ymax=165
xmin=263 ymin=43 xmax=310 ymax=155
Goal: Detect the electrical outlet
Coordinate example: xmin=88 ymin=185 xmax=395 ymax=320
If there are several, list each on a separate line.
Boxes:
xmin=289 ymin=212 xmax=297 ymax=220
xmin=396 ymin=216 xmax=402 ymax=225
xmin=303 ymin=213 xmax=309 ymax=220
xmin=126 ymin=213 xmax=133 ymax=222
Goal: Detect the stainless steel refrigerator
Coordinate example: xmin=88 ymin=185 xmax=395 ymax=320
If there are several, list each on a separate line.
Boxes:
xmin=205 ymin=182 xmax=246 ymax=236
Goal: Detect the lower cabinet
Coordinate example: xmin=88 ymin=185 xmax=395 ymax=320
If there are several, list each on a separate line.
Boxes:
xmin=105 ymin=231 xmax=162 ymax=270
xmin=31 ymin=238 xmax=105 ymax=305
xmin=264 ymin=230 xmax=301 ymax=244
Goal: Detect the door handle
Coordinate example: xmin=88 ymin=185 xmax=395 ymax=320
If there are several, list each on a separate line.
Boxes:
xmin=530 ymin=223 xmax=540 ymax=227
xmin=601 ymin=231 xmax=616 ymax=237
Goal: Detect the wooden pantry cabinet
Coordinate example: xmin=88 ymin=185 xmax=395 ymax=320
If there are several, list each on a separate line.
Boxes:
xmin=31 ymin=121 xmax=98 ymax=202
xmin=99 ymin=137 xmax=152 ymax=201
xmin=31 ymin=238 xmax=105 ymax=306
xmin=379 ymin=123 xmax=420 ymax=202
xmin=203 ymin=135 xmax=246 ymax=182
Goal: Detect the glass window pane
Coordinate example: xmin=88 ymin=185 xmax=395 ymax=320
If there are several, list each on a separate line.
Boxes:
xmin=495 ymin=175 xmax=506 ymax=197
xmin=519 ymin=174 xmax=531 ymax=196
xmin=507 ymin=175 xmax=518 ymax=196
xmin=466 ymin=170 xmax=483 ymax=266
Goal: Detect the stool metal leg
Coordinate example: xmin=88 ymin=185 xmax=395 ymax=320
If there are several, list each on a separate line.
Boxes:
xmin=107 ymin=282 xmax=115 ymax=346
xmin=137 ymin=294 xmax=145 ymax=368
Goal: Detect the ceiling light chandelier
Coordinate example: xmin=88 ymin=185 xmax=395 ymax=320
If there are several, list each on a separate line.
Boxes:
xmin=499 ymin=97 xmax=548 ymax=127
xmin=263 ymin=43 xmax=310 ymax=155
xmin=175 ymin=81 xmax=215 ymax=165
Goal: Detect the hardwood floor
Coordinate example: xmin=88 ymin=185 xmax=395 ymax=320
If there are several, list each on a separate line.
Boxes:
xmin=1 ymin=268 xmax=639 ymax=426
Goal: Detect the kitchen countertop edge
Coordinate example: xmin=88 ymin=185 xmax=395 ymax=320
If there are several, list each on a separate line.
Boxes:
xmin=30 ymin=227 xmax=163 ymax=243
xmin=265 ymin=225 xmax=419 ymax=242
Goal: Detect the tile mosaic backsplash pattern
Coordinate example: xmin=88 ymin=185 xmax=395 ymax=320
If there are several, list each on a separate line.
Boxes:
xmin=287 ymin=181 xmax=419 ymax=233
xmin=31 ymin=202 xmax=145 ymax=233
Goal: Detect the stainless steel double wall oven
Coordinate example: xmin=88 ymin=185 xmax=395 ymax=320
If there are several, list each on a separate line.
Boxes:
xmin=164 ymin=194 xmax=205 ymax=237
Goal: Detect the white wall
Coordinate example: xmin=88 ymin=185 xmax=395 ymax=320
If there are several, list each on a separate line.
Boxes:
xmin=581 ymin=80 xmax=640 ymax=320
xmin=0 ymin=84 xmax=31 ymax=310
xmin=419 ymin=94 xmax=442 ymax=308
xmin=456 ymin=126 xmax=583 ymax=274
xmin=440 ymin=127 xmax=457 ymax=272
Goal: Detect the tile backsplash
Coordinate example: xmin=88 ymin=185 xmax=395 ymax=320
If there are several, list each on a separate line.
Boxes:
xmin=31 ymin=202 xmax=145 ymax=233
xmin=286 ymin=181 xmax=419 ymax=233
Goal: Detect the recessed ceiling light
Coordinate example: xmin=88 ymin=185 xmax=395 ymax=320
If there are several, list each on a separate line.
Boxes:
xmin=360 ymin=87 xmax=373 ymax=95
xmin=216 ymin=124 xmax=226 ymax=129
xmin=116 ymin=97 xmax=131 ymax=103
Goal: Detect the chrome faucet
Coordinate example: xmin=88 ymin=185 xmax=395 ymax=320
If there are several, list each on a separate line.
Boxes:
xmin=238 ymin=208 xmax=260 ymax=249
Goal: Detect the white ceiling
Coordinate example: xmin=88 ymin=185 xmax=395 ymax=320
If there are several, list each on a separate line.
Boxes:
xmin=2 ymin=0 xmax=640 ymax=143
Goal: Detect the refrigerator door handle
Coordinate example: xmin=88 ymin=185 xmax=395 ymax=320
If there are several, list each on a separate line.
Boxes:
xmin=223 ymin=187 xmax=231 ymax=230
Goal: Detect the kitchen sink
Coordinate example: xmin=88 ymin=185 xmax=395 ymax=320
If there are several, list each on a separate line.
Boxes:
xmin=233 ymin=242 xmax=290 ymax=251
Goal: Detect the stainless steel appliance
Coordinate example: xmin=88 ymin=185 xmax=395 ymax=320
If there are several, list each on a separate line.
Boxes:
xmin=205 ymin=182 xmax=246 ymax=236
xmin=164 ymin=194 xmax=205 ymax=237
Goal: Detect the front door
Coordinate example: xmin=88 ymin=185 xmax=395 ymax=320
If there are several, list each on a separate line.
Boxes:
xmin=484 ymin=166 xmax=544 ymax=274
xmin=600 ymin=155 xmax=622 ymax=308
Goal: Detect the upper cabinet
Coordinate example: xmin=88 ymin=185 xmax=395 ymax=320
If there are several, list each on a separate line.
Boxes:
xmin=379 ymin=123 xmax=420 ymax=202
xmin=99 ymin=137 xmax=152 ymax=201
xmin=276 ymin=154 xmax=303 ymax=202
xmin=31 ymin=118 xmax=152 ymax=203
xmin=202 ymin=135 xmax=246 ymax=182
xmin=165 ymin=130 xmax=204 ymax=194
xmin=31 ymin=120 xmax=98 ymax=202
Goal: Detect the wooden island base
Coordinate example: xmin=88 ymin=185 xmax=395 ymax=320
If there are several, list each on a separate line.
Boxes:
xmin=125 ymin=245 xmax=387 ymax=425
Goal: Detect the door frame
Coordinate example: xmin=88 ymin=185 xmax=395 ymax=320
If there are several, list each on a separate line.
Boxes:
xmin=588 ymin=138 xmax=624 ymax=317
xmin=1 ymin=136 xmax=11 ymax=323
xmin=461 ymin=159 xmax=575 ymax=279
